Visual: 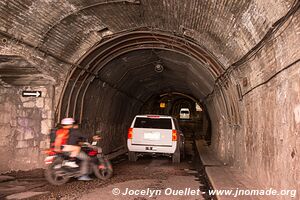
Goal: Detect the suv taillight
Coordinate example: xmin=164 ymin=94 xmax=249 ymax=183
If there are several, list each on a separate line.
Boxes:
xmin=172 ymin=130 xmax=177 ymax=141
xmin=128 ymin=128 xmax=133 ymax=139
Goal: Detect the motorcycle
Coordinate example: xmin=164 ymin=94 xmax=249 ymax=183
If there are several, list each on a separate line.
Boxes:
xmin=44 ymin=140 xmax=113 ymax=185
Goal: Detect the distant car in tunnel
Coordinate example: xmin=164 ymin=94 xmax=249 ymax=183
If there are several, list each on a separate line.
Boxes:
xmin=179 ymin=108 xmax=190 ymax=119
xmin=127 ymin=115 xmax=184 ymax=163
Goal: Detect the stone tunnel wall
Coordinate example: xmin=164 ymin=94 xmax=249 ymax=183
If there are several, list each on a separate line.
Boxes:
xmin=0 ymin=85 xmax=54 ymax=172
xmin=79 ymin=80 xmax=142 ymax=155
xmin=206 ymin=13 xmax=300 ymax=199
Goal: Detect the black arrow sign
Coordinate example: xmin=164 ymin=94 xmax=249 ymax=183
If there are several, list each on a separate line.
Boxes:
xmin=22 ymin=91 xmax=42 ymax=97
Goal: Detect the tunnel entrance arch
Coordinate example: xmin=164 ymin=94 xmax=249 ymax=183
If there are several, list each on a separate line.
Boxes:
xmin=56 ymin=29 xmax=225 ymax=123
xmin=55 ymin=28 xmax=231 ymax=153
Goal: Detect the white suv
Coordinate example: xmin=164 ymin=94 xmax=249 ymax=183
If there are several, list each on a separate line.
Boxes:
xmin=127 ymin=115 xmax=184 ymax=163
xmin=180 ymin=108 xmax=190 ymax=119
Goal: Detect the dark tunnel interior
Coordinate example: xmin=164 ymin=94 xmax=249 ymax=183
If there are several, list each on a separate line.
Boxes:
xmin=58 ymin=30 xmax=218 ymax=153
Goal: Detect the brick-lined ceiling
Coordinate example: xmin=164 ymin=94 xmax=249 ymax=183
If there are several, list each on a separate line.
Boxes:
xmin=0 ymin=0 xmax=293 ymax=66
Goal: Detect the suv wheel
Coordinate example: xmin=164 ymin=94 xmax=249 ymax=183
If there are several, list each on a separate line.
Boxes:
xmin=172 ymin=147 xmax=180 ymax=163
xmin=128 ymin=151 xmax=137 ymax=162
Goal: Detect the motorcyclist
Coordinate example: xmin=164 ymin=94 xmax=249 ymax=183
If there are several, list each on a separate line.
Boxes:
xmin=54 ymin=118 xmax=92 ymax=181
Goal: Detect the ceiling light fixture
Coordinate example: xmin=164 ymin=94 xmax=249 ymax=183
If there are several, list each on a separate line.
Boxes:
xmin=154 ymin=63 xmax=164 ymax=73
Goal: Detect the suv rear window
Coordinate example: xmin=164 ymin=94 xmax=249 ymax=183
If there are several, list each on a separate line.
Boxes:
xmin=134 ymin=117 xmax=172 ymax=129
xmin=181 ymin=111 xmax=189 ymax=114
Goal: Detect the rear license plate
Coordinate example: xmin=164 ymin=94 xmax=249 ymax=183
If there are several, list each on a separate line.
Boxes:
xmin=144 ymin=132 xmax=160 ymax=140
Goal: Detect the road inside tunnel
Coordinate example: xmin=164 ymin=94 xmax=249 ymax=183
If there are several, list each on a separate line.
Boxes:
xmin=1 ymin=145 xmax=214 ymax=200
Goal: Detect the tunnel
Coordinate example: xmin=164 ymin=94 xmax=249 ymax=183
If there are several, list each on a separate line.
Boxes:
xmin=0 ymin=0 xmax=299 ymax=199
xmin=57 ymin=30 xmax=219 ymax=152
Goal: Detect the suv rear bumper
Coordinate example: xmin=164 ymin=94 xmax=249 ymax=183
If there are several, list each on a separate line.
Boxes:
xmin=128 ymin=140 xmax=177 ymax=154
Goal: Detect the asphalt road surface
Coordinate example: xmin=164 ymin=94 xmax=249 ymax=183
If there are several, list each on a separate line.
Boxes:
xmin=1 ymin=153 xmax=213 ymax=200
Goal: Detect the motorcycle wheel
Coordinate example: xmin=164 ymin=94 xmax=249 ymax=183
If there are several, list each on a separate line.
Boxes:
xmin=93 ymin=157 xmax=113 ymax=180
xmin=44 ymin=157 xmax=70 ymax=185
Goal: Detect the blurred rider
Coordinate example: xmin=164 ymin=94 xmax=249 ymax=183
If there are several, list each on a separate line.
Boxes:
xmin=54 ymin=118 xmax=92 ymax=181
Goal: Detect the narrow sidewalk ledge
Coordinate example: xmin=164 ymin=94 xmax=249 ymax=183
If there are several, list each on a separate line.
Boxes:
xmin=195 ymin=140 xmax=277 ymax=200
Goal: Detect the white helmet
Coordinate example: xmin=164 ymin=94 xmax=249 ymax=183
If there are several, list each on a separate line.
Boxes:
xmin=61 ymin=118 xmax=75 ymax=125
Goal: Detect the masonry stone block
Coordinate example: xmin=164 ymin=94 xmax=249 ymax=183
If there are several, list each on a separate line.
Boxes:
xmin=17 ymin=110 xmax=27 ymax=117
xmin=16 ymin=140 xmax=29 ymax=149
xmin=39 ymin=140 xmax=50 ymax=149
xmin=20 ymin=96 xmax=28 ymax=103
xmin=42 ymin=110 xmax=52 ymax=119
xmin=0 ymin=125 xmax=11 ymax=137
xmin=10 ymin=119 xmax=17 ymax=127
xmin=16 ymin=131 xmax=24 ymax=141
xmin=0 ymin=125 xmax=11 ymax=147
xmin=17 ymin=117 xmax=29 ymax=127
xmin=0 ymin=112 xmax=11 ymax=124
xmin=23 ymin=101 xmax=35 ymax=108
xmin=0 ymin=102 xmax=11 ymax=112
xmin=11 ymin=147 xmax=42 ymax=170
xmin=36 ymin=98 xmax=44 ymax=108
xmin=41 ymin=119 xmax=51 ymax=135
xmin=44 ymin=98 xmax=52 ymax=111
xmin=24 ymin=128 xmax=34 ymax=140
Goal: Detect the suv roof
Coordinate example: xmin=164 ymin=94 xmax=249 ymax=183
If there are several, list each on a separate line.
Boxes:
xmin=180 ymin=108 xmax=189 ymax=111
xmin=135 ymin=115 xmax=173 ymax=119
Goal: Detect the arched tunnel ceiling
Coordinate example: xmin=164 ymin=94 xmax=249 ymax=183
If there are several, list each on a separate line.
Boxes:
xmin=93 ymin=49 xmax=215 ymax=100
xmin=71 ymin=29 xmax=223 ymax=100
xmin=0 ymin=0 xmax=294 ymax=69
xmin=59 ymin=30 xmax=224 ymax=120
